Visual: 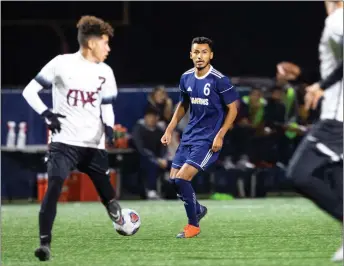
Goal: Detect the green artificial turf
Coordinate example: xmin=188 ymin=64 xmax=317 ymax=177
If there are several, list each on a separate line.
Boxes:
xmin=1 ymin=198 xmax=342 ymax=266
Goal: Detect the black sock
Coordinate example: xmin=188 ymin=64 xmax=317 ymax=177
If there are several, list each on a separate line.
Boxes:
xmin=39 ymin=176 xmax=64 ymax=246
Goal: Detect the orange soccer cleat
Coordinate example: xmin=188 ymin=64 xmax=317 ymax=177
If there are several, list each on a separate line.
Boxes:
xmin=176 ymin=224 xmax=201 ymax=238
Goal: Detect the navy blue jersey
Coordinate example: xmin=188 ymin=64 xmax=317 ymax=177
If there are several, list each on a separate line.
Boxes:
xmin=179 ymin=66 xmax=238 ymax=145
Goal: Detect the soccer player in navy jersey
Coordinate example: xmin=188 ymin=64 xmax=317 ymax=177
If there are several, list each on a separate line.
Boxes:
xmin=161 ymin=37 xmax=239 ymax=238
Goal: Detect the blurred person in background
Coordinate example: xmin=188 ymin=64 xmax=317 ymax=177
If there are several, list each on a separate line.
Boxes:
xmin=132 ymin=106 xmax=171 ymax=200
xmin=176 ymin=103 xmax=190 ymax=133
xmin=277 ymin=1 xmax=343 ymax=261
xmin=147 ymin=85 xmax=173 ymax=128
xmin=276 ymin=70 xmax=318 ymax=164
xmin=231 ymin=87 xmax=265 ymax=168
xmin=263 ymin=86 xmax=288 ymax=165
xmin=265 ymin=87 xmax=286 ymax=127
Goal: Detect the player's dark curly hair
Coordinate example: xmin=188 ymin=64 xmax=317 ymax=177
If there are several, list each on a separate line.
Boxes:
xmin=191 ymin=37 xmax=213 ymax=51
xmin=76 ymin=16 xmax=114 ymax=47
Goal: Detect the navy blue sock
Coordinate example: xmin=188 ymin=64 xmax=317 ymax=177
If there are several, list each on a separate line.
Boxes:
xmin=174 ymin=178 xmax=199 ymax=227
xmin=169 ymin=178 xmax=202 ymax=214
xmin=196 ymin=202 xmax=202 ymax=214
xmin=168 ymin=178 xmax=183 ymax=201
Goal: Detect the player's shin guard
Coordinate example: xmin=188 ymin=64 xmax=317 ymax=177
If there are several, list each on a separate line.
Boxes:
xmin=39 ymin=176 xmax=64 ymax=246
xmin=174 ymin=178 xmax=199 ymax=227
xmin=169 ymin=178 xmax=202 ymax=214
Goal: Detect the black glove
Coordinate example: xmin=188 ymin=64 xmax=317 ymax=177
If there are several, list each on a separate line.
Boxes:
xmin=41 ymin=109 xmax=66 ymax=134
xmin=105 ymin=125 xmax=115 ymax=148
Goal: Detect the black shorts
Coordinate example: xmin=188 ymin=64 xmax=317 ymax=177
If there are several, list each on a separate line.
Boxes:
xmin=46 ymin=142 xmax=109 ymax=179
xmin=287 ymin=119 xmax=343 ymax=179
xmin=307 ymin=119 xmax=343 ymax=158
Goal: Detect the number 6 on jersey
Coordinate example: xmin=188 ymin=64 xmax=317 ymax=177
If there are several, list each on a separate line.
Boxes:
xmin=203 ymin=83 xmax=210 ymax=96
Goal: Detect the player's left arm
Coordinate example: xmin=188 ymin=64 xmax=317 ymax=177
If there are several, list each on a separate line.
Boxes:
xmin=320 ymin=15 xmax=343 ymax=89
xmin=212 ymin=77 xmax=239 ymax=152
xmin=317 ymin=36 xmax=343 ymax=91
xmin=318 ymin=29 xmax=343 ymax=90
xmin=100 ymin=68 xmax=118 ymax=146
xmin=305 ymin=24 xmax=343 ymax=110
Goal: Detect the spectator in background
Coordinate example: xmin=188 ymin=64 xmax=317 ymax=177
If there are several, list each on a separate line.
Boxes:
xmin=176 ymin=103 xmax=190 ymax=133
xmin=276 ymin=71 xmax=321 ymax=165
xmin=147 ymin=85 xmax=173 ymax=128
xmin=230 ymin=87 xmax=266 ymax=168
xmin=265 ymin=87 xmax=286 ymax=126
xmin=237 ymin=87 xmax=266 ymax=131
xmin=132 ymin=106 xmax=171 ymax=200
xmin=275 ymin=71 xmax=317 ymax=165
xmin=276 ymin=68 xmax=315 ymax=125
xmin=264 ymin=87 xmax=288 ymax=164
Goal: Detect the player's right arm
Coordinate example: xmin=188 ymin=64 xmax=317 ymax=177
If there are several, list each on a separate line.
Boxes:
xmin=22 ymin=55 xmax=65 ymax=133
xmin=161 ymin=78 xmax=190 ymax=146
xmin=22 ymin=56 xmax=60 ymax=115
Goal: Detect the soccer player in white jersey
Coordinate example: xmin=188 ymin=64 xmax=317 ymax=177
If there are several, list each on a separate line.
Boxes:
xmin=277 ymin=1 xmax=343 ymax=262
xmin=22 ymin=16 xmax=123 ymax=261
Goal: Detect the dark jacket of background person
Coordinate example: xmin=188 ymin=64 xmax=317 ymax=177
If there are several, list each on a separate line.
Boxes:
xmin=132 ymin=107 xmax=167 ymax=166
xmin=264 ymin=87 xmax=286 ymax=131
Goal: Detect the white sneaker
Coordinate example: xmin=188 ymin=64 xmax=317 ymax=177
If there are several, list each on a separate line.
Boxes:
xmin=223 ymin=156 xmax=235 ymax=170
xmin=236 ymin=155 xmax=255 ymax=170
xmin=147 ymin=190 xmax=160 ymax=200
xmin=332 ymin=244 xmax=343 ymax=262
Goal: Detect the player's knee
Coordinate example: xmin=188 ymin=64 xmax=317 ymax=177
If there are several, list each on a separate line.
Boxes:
xmin=47 ymin=162 xmax=71 ymax=181
xmin=46 ymin=175 xmax=65 ymax=193
xmin=175 ymin=168 xmax=195 ymax=181
xmin=170 ymin=168 xmax=179 ymax=179
xmin=286 ymin=165 xmax=310 ymax=188
xmin=174 ymin=173 xmax=192 ymax=181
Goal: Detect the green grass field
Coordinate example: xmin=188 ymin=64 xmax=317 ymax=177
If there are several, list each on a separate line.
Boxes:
xmin=1 ymin=198 xmax=342 ymax=266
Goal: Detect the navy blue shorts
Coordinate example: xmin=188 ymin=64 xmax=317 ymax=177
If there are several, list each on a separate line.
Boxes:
xmin=172 ymin=143 xmax=220 ymax=171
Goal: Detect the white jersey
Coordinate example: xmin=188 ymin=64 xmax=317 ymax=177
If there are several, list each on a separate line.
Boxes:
xmin=36 ymin=51 xmax=118 ymax=149
xmin=319 ymin=8 xmax=343 ymax=122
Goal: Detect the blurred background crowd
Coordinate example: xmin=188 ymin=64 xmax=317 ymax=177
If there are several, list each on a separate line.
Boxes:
xmin=1 ymin=1 xmax=332 ymax=201
xmin=128 ymin=70 xmax=322 ymax=200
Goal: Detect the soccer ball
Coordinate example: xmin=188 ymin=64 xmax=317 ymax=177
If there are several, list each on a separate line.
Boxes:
xmin=113 ymin=208 xmax=141 ymax=236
